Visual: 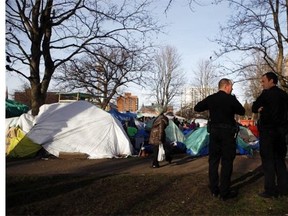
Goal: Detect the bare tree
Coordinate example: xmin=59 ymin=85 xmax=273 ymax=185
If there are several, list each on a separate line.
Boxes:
xmin=148 ymin=45 xmax=185 ymax=110
xmin=185 ymin=58 xmax=218 ymax=118
xmin=55 ymin=46 xmax=151 ymax=110
xmin=191 ymin=59 xmax=218 ymax=99
xmin=164 ymin=0 xmax=197 ymax=12
xmin=214 ymin=0 xmax=288 ymax=91
xmin=241 ymin=53 xmax=273 ymax=102
xmin=6 ymin=0 xmax=161 ymax=115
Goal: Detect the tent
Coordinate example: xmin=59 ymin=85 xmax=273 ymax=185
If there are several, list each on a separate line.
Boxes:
xmin=238 ymin=126 xmax=258 ymax=143
xmin=6 ymin=127 xmax=42 ymax=158
xmin=141 ymin=118 xmax=187 ymax=153
xmin=184 ymin=126 xmax=254 ymax=156
xmin=108 ymin=108 xmax=137 ymax=125
xmin=145 ymin=118 xmax=186 ymax=144
xmin=237 ymin=126 xmax=259 ymax=150
xmin=165 ymin=120 xmax=186 ymax=144
xmin=6 ymin=99 xmax=29 ymax=118
xmin=184 ymin=127 xmax=209 ymax=156
xmin=6 ymin=101 xmax=133 ymax=159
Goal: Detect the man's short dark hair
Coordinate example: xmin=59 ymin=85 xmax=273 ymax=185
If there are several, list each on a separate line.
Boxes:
xmin=263 ymin=72 xmax=278 ymax=84
xmin=218 ymin=78 xmax=232 ymax=89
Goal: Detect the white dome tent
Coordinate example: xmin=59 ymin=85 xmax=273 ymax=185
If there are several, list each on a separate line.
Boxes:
xmin=26 ymin=101 xmax=133 ymax=159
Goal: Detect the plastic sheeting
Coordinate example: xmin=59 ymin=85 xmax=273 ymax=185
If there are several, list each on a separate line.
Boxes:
xmin=6 ymin=127 xmax=42 ymax=158
xmin=165 ymin=120 xmax=186 ymax=143
xmin=6 ymin=99 xmax=29 ymax=118
xmin=145 ymin=118 xmax=186 ymax=144
xmin=25 ymin=101 xmax=134 ymax=159
xmin=184 ymin=127 xmax=209 ymax=156
xmin=184 ymin=126 xmax=254 ymax=156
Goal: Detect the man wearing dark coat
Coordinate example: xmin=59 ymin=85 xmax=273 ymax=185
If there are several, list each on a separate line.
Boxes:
xmin=194 ymin=78 xmax=245 ymax=201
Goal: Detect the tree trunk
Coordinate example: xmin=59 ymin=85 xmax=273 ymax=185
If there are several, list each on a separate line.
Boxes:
xmin=30 ymin=82 xmax=46 ymax=116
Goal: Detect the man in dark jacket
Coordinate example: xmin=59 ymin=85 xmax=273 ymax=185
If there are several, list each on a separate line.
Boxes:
xmin=194 ymin=78 xmax=245 ymax=201
xmin=252 ymin=71 xmax=288 ymax=198
xmin=148 ymin=109 xmax=172 ymax=168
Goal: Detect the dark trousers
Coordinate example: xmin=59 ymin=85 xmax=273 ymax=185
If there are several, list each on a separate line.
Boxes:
xmin=259 ymin=127 xmax=288 ymax=195
xmin=209 ymin=127 xmax=236 ymax=197
xmin=152 ymin=143 xmax=173 ymax=166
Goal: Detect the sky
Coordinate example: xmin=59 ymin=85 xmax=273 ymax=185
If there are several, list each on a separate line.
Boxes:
xmin=4 ymin=1 xmax=245 ymax=108
xmin=133 ymin=1 xmax=244 ymax=107
xmin=128 ymin=1 xmax=242 ymax=108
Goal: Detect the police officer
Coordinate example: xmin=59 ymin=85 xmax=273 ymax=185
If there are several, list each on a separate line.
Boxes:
xmin=252 ymin=71 xmax=288 ymax=198
xmin=194 ymin=78 xmax=245 ymax=201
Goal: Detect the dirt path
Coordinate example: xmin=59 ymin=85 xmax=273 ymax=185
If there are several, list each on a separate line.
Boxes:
xmin=6 ymin=152 xmax=263 ymax=177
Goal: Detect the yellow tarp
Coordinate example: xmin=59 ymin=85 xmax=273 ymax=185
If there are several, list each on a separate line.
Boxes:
xmin=6 ymin=127 xmax=42 ymax=158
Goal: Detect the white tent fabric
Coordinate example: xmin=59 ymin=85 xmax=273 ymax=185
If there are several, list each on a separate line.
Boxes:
xmin=6 ymin=113 xmax=35 ymax=133
xmin=15 ymin=113 xmax=35 ymax=133
xmin=27 ymin=101 xmax=133 ymax=159
xmin=5 ymin=117 xmax=20 ymax=131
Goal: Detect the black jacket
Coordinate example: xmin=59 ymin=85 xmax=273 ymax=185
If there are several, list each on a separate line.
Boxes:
xmin=194 ymin=91 xmax=245 ymax=125
xmin=252 ymin=86 xmax=288 ymax=127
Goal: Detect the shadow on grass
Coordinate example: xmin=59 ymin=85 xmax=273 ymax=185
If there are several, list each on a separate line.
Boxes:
xmin=6 ymin=174 xmax=190 ymax=215
xmin=174 ymin=155 xmax=202 ymax=165
xmin=231 ymin=165 xmax=263 ymax=191
xmin=6 ymin=174 xmax=115 ymax=209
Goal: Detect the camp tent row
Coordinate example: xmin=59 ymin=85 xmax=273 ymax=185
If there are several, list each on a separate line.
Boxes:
xmin=6 ymin=100 xmax=257 ymax=159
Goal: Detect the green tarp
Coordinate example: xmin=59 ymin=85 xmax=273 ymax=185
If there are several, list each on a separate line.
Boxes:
xmin=6 ymin=99 xmax=29 ymax=118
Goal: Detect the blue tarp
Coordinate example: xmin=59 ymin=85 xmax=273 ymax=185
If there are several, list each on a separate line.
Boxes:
xmin=108 ymin=108 xmax=137 ymax=124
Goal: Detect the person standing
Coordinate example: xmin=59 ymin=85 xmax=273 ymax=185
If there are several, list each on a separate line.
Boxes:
xmin=194 ymin=78 xmax=245 ymax=200
xmin=148 ymin=108 xmax=172 ymax=168
xmin=252 ymin=71 xmax=288 ymax=198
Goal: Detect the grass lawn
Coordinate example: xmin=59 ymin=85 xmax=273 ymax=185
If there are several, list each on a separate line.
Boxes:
xmin=6 ymin=172 xmax=288 ymax=215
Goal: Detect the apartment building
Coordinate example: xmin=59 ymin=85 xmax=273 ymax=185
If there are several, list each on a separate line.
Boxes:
xmin=117 ymin=92 xmax=138 ymax=112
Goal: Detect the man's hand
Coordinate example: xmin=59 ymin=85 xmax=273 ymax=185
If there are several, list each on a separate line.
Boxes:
xmin=258 ymin=107 xmax=263 ymax=112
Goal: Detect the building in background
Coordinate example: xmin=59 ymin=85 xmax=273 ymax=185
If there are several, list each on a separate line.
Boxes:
xmin=13 ymin=91 xmax=95 ymax=108
xmin=117 ymin=92 xmax=138 ymax=112
xmin=14 ymin=91 xmax=58 ymax=108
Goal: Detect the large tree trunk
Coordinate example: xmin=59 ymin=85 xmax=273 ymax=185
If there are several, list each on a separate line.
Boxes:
xmin=30 ymin=83 xmax=46 ymax=116
xmin=29 ymin=65 xmax=53 ymax=116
